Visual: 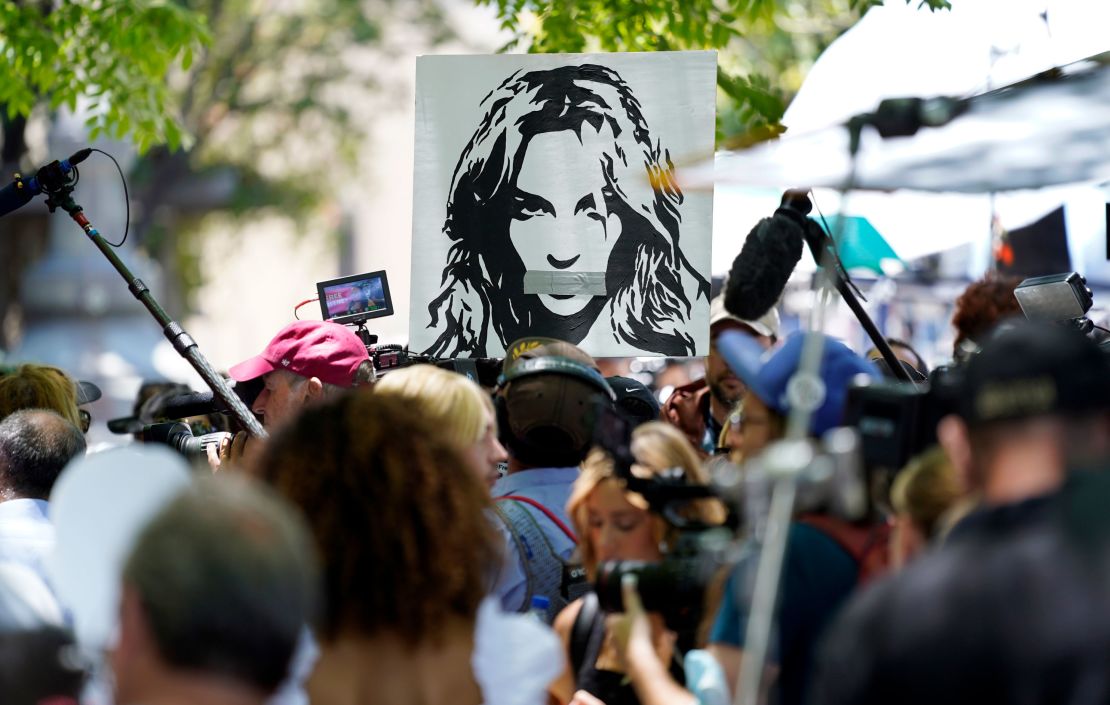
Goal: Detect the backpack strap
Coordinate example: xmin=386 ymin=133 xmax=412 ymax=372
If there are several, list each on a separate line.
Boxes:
xmin=497 ymin=494 xmax=579 ymax=543
xmin=493 ymin=498 xmax=577 ymax=620
xmin=570 ymin=591 xmax=600 ymax=677
xmin=492 ymin=503 xmax=536 ymax=610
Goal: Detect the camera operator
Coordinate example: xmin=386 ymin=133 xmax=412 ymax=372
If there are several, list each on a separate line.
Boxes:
xmin=548 ymin=422 xmax=726 ymax=705
xmin=662 ymin=295 xmax=778 ymax=457
xmin=210 ymin=320 xmax=374 ymax=471
xmin=490 ymin=336 xmax=615 ymax=618
xmin=617 ymin=333 xmax=879 ymax=705
xmin=812 ymin=322 xmax=1110 ymax=705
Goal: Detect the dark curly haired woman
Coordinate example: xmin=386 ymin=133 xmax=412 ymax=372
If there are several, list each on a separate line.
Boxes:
xmin=951 ymin=274 xmax=1023 ymax=362
xmin=258 ymin=392 xmax=562 ymax=705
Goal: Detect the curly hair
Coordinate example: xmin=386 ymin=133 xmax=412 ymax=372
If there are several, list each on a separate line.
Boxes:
xmin=0 ymin=364 xmax=81 ymax=428
xmin=257 ymin=392 xmax=500 ymax=644
xmin=569 ymin=421 xmax=726 ymax=577
xmin=952 ymin=274 xmax=1023 ymax=359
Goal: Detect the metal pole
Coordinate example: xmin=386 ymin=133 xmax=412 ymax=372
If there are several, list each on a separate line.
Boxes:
xmin=55 ymin=194 xmax=267 ymax=440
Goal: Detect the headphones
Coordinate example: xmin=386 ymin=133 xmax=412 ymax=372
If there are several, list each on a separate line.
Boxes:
xmin=496 ymin=356 xmax=616 ymax=401
xmin=494 ymin=356 xmax=616 ymax=467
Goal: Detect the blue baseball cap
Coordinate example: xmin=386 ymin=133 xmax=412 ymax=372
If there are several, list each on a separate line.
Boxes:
xmin=717 ymin=330 xmax=879 ymax=436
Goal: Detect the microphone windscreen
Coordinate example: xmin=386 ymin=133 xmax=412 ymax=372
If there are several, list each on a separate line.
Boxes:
xmin=724 ymin=212 xmax=805 ymax=321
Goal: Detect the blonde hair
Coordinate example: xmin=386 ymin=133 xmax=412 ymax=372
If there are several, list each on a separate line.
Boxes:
xmin=569 ymin=421 xmax=727 ymax=576
xmin=374 ymin=365 xmax=489 ymax=447
xmin=891 ymin=446 xmax=963 ymax=539
xmin=0 ymin=364 xmax=82 ymax=428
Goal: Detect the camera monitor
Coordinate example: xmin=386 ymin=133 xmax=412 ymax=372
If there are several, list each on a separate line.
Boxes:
xmin=317 ymin=270 xmax=394 ymax=325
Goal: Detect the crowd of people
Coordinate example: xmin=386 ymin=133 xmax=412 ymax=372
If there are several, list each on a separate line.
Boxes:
xmin=2 ymin=271 xmax=1110 ymax=705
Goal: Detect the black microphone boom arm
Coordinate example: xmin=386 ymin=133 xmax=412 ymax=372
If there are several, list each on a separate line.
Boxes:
xmin=26 ymin=152 xmax=268 ymax=439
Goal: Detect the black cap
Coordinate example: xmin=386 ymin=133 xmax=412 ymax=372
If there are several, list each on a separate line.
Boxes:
xmin=606 ymin=376 xmax=661 ymax=427
xmin=960 ymin=322 xmax=1110 ymax=426
xmin=75 ymin=380 xmax=101 ymax=406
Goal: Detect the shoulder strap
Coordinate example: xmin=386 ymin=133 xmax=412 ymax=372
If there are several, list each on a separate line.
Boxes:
xmin=491 ymin=503 xmax=536 ymax=610
xmin=497 ymin=494 xmax=578 ymax=543
xmin=570 ymin=591 xmax=600 ymax=677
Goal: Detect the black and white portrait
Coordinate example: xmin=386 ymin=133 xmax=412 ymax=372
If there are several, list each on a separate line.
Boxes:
xmin=410 ymin=52 xmax=716 ymax=358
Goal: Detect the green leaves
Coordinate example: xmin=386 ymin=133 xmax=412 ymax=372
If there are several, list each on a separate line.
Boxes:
xmin=479 ymin=0 xmax=953 ymax=143
xmin=0 ymin=0 xmax=208 ymax=153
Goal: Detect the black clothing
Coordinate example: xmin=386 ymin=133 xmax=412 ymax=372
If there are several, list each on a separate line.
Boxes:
xmin=812 ymin=490 xmax=1110 ymax=705
xmin=571 ymin=593 xmax=685 ymax=705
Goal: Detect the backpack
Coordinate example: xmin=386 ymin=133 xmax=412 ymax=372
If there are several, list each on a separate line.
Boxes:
xmin=796 ymin=513 xmax=891 ymax=584
xmin=494 ymin=495 xmax=590 ymax=622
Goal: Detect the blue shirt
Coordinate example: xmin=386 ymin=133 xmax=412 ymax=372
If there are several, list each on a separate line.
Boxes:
xmin=490 ymin=467 xmax=579 ymax=612
xmin=710 ymin=522 xmax=858 ymax=705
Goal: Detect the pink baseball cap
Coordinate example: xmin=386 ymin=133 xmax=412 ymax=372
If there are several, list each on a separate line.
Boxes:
xmin=229 ymin=321 xmax=369 ymax=387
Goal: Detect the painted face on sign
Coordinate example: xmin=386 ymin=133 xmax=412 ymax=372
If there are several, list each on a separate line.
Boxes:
xmin=510 ymin=127 xmax=624 ymax=317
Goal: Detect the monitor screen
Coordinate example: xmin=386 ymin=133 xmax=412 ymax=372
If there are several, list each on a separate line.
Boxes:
xmin=316 ymin=270 xmax=394 ymax=325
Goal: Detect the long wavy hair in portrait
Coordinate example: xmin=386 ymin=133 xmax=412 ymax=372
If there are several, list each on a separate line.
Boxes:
xmin=422 ymin=64 xmax=710 ymax=358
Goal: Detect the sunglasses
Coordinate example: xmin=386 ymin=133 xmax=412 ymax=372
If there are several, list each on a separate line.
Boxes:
xmin=78 ymin=408 xmax=91 ymax=434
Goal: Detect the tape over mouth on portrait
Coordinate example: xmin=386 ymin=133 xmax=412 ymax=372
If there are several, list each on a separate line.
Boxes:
xmin=523 ymin=271 xmax=608 ymax=297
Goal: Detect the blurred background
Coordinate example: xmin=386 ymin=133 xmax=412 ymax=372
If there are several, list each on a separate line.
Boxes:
xmin=1 ymin=0 xmax=1107 ymax=445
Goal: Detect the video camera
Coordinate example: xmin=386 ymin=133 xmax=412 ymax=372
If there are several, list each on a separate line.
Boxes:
xmin=142 ymin=421 xmax=232 ymax=458
xmin=842 ymin=364 xmax=963 ymax=507
xmin=316 ymin=270 xmax=416 ymax=373
xmin=589 ymin=404 xmax=874 ymax=643
xmin=316 ymin=269 xmax=492 ymax=382
xmin=108 ymin=380 xmax=252 ymax=461
xmin=589 ymin=405 xmax=730 ymax=642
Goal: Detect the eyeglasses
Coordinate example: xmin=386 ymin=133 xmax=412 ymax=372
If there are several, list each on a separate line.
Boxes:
xmin=78 ymin=408 xmax=91 ymax=434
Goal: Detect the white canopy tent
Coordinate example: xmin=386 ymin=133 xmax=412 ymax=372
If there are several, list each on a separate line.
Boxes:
xmin=709 ymin=0 xmax=1110 ymax=281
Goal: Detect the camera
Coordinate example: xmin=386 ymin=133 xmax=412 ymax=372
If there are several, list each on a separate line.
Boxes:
xmin=591 ymin=405 xmax=732 ymax=644
xmin=593 ymin=526 xmax=732 ymax=645
xmin=316 ymin=270 xmax=394 ymax=326
xmin=142 ymin=422 xmax=233 ymax=459
xmin=843 ymin=365 xmax=962 ymax=490
xmin=1014 ymin=272 xmax=1094 ymax=332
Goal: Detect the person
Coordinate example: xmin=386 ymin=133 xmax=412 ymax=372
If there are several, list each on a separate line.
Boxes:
xmin=865 ymin=337 xmax=928 ymax=379
xmin=213 ymin=320 xmax=374 ymax=469
xmin=258 ymin=392 xmax=562 ymax=705
xmin=607 ymin=376 xmax=662 ymax=428
xmin=109 ymin=476 xmax=319 ymax=705
xmin=887 ymin=446 xmax=962 ymax=569
xmin=422 ymin=63 xmax=711 ymax=358
xmin=662 ymin=294 xmax=778 ymax=457
xmin=0 ymin=410 xmax=86 ymax=601
xmin=625 ymin=332 xmax=880 ymax=705
xmin=109 ymin=380 xmax=231 ymax=440
xmin=950 ymin=273 xmax=1022 ymax=362
xmin=489 ymin=336 xmax=616 ymax=619
xmin=811 ymin=322 xmax=1110 ymax=705
xmin=549 ymin=421 xmax=726 ymax=705
xmin=0 ymin=364 xmax=84 ymax=430
xmin=374 ymin=364 xmax=507 ymax=490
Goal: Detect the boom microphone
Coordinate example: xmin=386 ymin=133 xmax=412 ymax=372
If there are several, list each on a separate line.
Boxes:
xmin=0 ymin=148 xmax=93 ymax=218
xmin=723 ymin=190 xmax=811 ymax=321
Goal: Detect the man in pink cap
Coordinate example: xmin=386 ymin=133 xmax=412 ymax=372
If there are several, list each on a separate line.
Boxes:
xmin=213 ymin=321 xmax=373 ymax=468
